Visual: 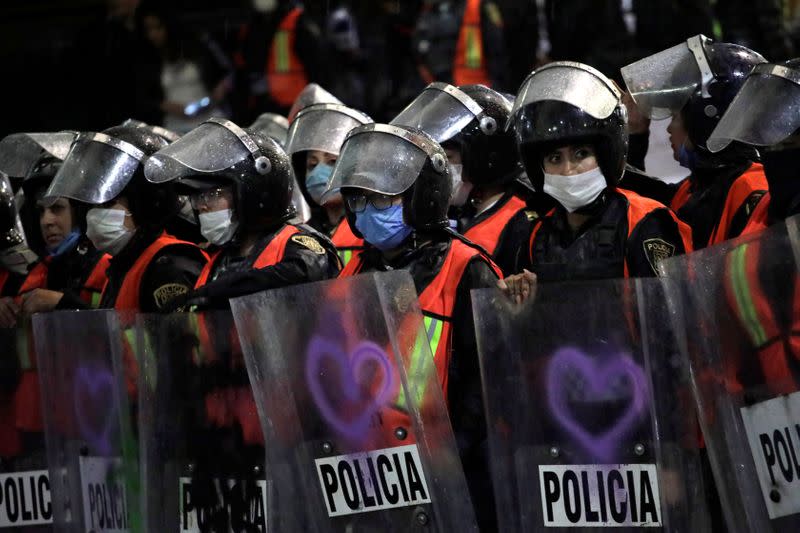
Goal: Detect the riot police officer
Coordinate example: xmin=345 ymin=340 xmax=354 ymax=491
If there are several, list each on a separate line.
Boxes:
xmin=502 ymin=62 xmax=692 ymax=295
xmin=0 ymin=173 xmax=31 ymax=306
xmin=144 ymin=118 xmax=340 ymax=309
xmin=44 ymin=125 xmax=207 ymax=312
xmin=392 ymin=82 xmax=535 ymax=273
xmin=329 ymin=122 xmax=501 ymax=528
xmin=284 ymin=103 xmax=371 ymax=267
xmin=622 ymin=34 xmax=769 ymax=249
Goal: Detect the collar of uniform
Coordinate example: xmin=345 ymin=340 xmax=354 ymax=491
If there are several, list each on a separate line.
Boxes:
xmin=107 ymin=228 xmax=162 ymax=275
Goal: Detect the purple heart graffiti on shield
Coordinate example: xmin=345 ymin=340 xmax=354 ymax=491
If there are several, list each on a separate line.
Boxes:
xmin=73 ymin=365 xmax=118 ymax=455
xmin=305 ymin=336 xmax=395 ymax=441
xmin=546 ymin=347 xmax=649 ymax=463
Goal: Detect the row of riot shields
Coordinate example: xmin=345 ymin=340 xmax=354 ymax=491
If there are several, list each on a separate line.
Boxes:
xmin=2 ymin=217 xmax=799 ymax=531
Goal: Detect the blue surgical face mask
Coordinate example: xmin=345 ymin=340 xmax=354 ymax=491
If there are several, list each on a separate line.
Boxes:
xmin=47 ymin=229 xmax=81 ymax=257
xmin=354 ymin=203 xmax=413 ymax=251
xmin=678 ymin=144 xmax=698 ymax=170
xmin=305 ymin=163 xmax=334 ymax=205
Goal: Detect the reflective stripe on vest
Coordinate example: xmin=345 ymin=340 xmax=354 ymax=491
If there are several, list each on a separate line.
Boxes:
xmin=453 ymin=0 xmax=492 ymax=86
xmin=708 ymin=163 xmax=768 ymax=247
xmin=463 ymin=195 xmax=526 ymax=256
xmin=331 ymin=219 xmax=364 ymax=269
xmin=266 ymin=7 xmax=310 ymax=107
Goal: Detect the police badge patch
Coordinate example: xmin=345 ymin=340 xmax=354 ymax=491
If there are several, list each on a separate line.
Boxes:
xmin=291 ymin=235 xmax=326 ymax=254
xmin=153 ymin=283 xmax=189 ymax=309
xmin=643 ymin=238 xmax=676 ymax=274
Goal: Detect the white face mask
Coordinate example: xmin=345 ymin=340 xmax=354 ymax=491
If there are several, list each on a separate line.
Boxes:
xmin=199 ymin=209 xmax=239 ymax=246
xmin=0 ymin=243 xmax=38 ymax=275
xmin=543 ymin=167 xmax=607 ymax=213
xmin=449 ymin=163 xmax=473 ymax=207
xmin=86 ymin=208 xmax=135 ymax=256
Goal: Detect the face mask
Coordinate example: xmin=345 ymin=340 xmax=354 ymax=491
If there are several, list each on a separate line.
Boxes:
xmin=47 ymin=229 xmax=81 ymax=257
xmin=86 ymin=208 xmax=135 ymax=256
xmin=305 ymin=163 xmax=335 ymax=205
xmin=543 ymin=167 xmax=607 ymax=213
xmin=355 ymin=203 xmax=413 ymax=251
xmin=678 ymin=144 xmax=698 ymax=170
xmin=0 ymin=243 xmax=37 ymax=275
xmin=199 ymin=209 xmax=239 ymax=246
xmin=449 ymin=163 xmax=473 ymax=207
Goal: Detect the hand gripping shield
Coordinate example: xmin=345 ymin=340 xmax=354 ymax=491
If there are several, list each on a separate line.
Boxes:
xmin=473 ymin=279 xmax=710 ymax=532
xmin=230 ymin=271 xmax=477 ymax=532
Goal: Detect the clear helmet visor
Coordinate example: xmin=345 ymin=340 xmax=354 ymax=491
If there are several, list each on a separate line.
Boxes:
xmin=325 ymin=128 xmax=432 ymax=200
xmin=45 ymin=133 xmax=143 ymax=205
xmin=288 ymin=83 xmax=342 ymax=122
xmin=391 ymin=84 xmax=480 ymax=143
xmin=145 ymin=121 xmax=253 ymax=183
xmin=0 ymin=132 xmax=77 ymax=179
xmin=621 ymin=40 xmax=703 ymax=120
xmin=285 ymin=105 xmax=371 ymax=157
xmin=250 ymin=113 xmax=290 ymax=146
xmin=707 ymin=67 xmax=800 ymax=152
xmin=510 ymin=62 xmax=622 ymax=127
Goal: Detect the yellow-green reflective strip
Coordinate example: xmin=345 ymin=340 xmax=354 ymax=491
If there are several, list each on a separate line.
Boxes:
xmin=275 ymin=31 xmax=290 ymax=72
xmin=338 ymin=249 xmax=353 ymax=268
xmin=465 ymin=28 xmax=482 ymax=69
xmin=90 ymin=292 xmax=102 ymax=309
xmin=730 ymin=244 xmax=769 ymax=347
xmin=17 ymin=328 xmax=32 ymax=370
xmin=395 ymin=316 xmax=442 ymax=410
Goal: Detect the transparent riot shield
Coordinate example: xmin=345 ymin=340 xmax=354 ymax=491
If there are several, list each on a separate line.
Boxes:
xmin=230 ymin=271 xmax=477 ymax=532
xmin=661 ymin=216 xmax=800 ymax=532
xmin=473 ymin=279 xmax=710 ymax=532
xmin=33 ymin=310 xmax=139 ymax=532
xmin=0 ymin=322 xmax=52 ymax=531
xmin=138 ymin=311 xmax=269 ymax=532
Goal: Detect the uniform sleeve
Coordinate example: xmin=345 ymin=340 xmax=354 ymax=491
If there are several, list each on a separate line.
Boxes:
xmin=493 ymin=209 xmax=537 ymax=276
xmin=627 ymin=208 xmax=689 ymax=278
xmin=194 ymin=236 xmax=341 ymax=309
xmin=447 ymin=256 xmax=500 ymax=529
xmin=140 ymin=249 xmax=207 ymax=313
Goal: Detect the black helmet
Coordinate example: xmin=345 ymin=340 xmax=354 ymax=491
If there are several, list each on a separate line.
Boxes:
xmin=391 ymin=82 xmax=518 ymax=187
xmin=622 ymin=35 xmax=766 ymax=153
xmin=325 ymin=123 xmax=452 ymax=234
xmin=45 ymin=125 xmax=173 ymax=230
xmin=121 ymin=119 xmax=181 ymax=143
xmin=145 ymin=118 xmax=295 ymax=230
xmin=509 ymin=62 xmax=628 ymax=191
xmin=249 ymin=113 xmax=290 ymax=147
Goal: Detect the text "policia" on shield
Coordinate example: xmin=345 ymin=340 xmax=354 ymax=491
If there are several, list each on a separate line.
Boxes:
xmin=315 ymin=444 xmax=431 ymax=517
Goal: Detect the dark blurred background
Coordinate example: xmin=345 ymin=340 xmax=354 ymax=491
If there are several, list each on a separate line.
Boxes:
xmin=1 ymin=0 xmax=798 ymax=138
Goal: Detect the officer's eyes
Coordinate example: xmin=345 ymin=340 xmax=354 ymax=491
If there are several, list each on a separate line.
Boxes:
xmin=306 ymin=162 xmax=318 ymax=173
xmin=545 ymin=154 xmax=561 ymax=164
xmin=574 ymin=147 xmax=593 ymax=160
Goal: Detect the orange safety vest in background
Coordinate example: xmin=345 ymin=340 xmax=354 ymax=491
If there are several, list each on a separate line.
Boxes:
xmin=330 ymin=218 xmax=364 ymax=269
xmin=266 ymin=7 xmax=310 ymax=108
xmin=453 ymin=0 xmax=492 ymax=86
xmin=463 ymin=195 xmax=526 ymax=256
xmin=197 ymin=224 xmax=299 ymax=446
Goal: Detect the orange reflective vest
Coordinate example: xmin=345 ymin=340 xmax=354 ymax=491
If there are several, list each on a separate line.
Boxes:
xmin=330 ymin=218 xmax=364 ymax=269
xmin=197 ymin=225 xmax=299 ymax=446
xmin=670 ymin=179 xmax=693 ymax=212
xmin=740 ymin=191 xmax=771 ymax=237
xmin=707 ymin=163 xmax=768 ymax=247
xmin=18 ymin=254 xmax=111 ymax=308
xmin=463 ymin=195 xmax=526 ymax=256
xmin=724 ymin=240 xmax=800 ymax=395
xmin=266 ymin=7 xmax=310 ymax=108
xmin=453 ymin=0 xmax=492 ymax=86
xmin=340 ymin=239 xmax=501 ymax=397
xmin=529 ymin=189 xmax=693 ymax=277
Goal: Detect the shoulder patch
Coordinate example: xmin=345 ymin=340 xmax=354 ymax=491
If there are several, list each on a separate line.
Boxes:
xmin=524 ymin=210 xmax=539 ymax=222
xmin=643 ymin=238 xmax=676 ymax=275
xmin=291 ymin=234 xmax=326 ymax=255
xmin=153 ymin=283 xmax=189 ymax=309
xmin=744 ymin=191 xmax=767 ymax=217
xmin=485 ymin=3 xmax=503 ymax=27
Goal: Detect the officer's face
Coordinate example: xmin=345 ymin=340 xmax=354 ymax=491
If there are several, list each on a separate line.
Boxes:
xmin=542 ymin=145 xmax=598 ymax=176
xmin=38 ymin=197 xmax=73 ymax=248
xmin=190 ymin=186 xmax=234 ymax=214
xmin=305 ymin=150 xmax=338 ymax=176
xmin=444 ymin=146 xmax=462 ymax=166
xmin=667 ymin=114 xmax=689 ymax=161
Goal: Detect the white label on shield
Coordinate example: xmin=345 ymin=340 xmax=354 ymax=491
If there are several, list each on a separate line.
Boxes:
xmin=79 ymin=456 xmax=129 ymax=532
xmin=315 ymin=444 xmax=431 ymax=517
xmin=538 ymin=464 xmax=662 ymax=527
xmin=179 ymin=477 xmax=269 ymax=531
xmin=0 ymin=470 xmax=52 ymax=527
xmin=740 ymin=390 xmax=800 ymax=519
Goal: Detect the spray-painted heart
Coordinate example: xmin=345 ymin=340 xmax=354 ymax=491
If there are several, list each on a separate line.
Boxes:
xmin=305 ymin=336 xmax=394 ymax=441
xmin=74 ymin=365 xmax=117 ymax=455
xmin=546 ymin=347 xmax=649 ymax=463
